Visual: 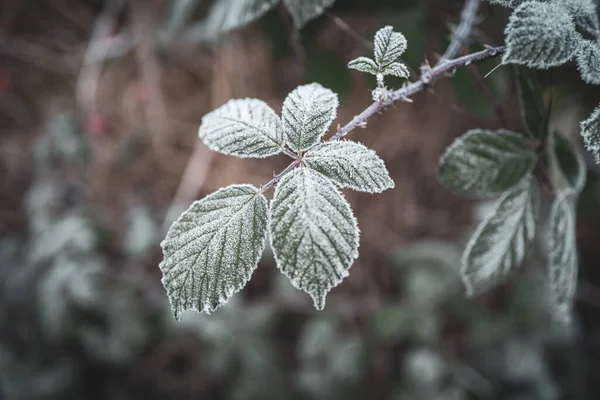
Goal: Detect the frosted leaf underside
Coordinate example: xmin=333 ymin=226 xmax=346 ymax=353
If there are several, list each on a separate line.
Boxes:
xmin=437 ymin=129 xmax=536 ymax=197
xmin=282 ymin=83 xmax=339 ymax=152
xmin=199 ymin=98 xmax=284 ymax=158
xmin=581 ymin=105 xmax=600 ymax=163
xmin=548 ymin=191 xmax=578 ymax=324
xmin=282 ymin=0 xmax=336 ymax=29
xmin=269 ymin=168 xmax=359 ymax=310
xmin=461 ymin=177 xmax=539 ymax=296
xmin=160 ymin=184 xmax=268 ymax=318
xmin=503 ymin=2 xmax=579 ymax=69
xmin=577 ymin=40 xmax=600 ymax=85
xmin=203 ymin=0 xmax=279 ymax=39
xmin=347 ymin=57 xmax=378 ymax=75
xmin=304 ymin=141 xmax=395 ymax=193
xmin=374 ymin=26 xmax=407 ymax=67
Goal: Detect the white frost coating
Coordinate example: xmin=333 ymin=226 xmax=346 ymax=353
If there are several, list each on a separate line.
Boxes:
xmin=485 ymin=0 xmax=548 ymax=7
xmin=281 ymin=83 xmax=339 ymax=152
xmin=381 ymin=62 xmax=410 ymax=79
xmin=461 ymin=177 xmax=539 ymax=296
xmin=199 ymin=98 xmax=284 ymax=158
xmin=581 ymin=104 xmax=600 ymax=163
xmin=503 ymin=2 xmax=579 ymax=69
xmin=437 ymin=129 xmax=536 ymax=197
xmin=576 ymin=40 xmax=600 ymax=85
xmin=373 ymin=26 xmax=407 ymax=68
xmin=347 ymin=57 xmax=379 ymax=75
xmin=304 ymin=141 xmax=395 ymax=193
xmin=160 ymin=184 xmax=268 ymax=318
xmin=269 ymin=168 xmax=359 ymax=310
xmin=556 ymin=0 xmax=600 ymax=35
xmin=282 ymin=0 xmax=336 ymax=29
xmin=202 ymin=0 xmax=279 ymax=40
xmin=547 ymin=190 xmax=578 ymax=325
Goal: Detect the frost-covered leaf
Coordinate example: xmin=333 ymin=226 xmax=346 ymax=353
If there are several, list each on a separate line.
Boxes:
xmin=485 ymin=0 xmax=546 ymax=7
xmin=374 ymin=26 xmax=407 ymax=67
xmin=201 ymin=0 xmax=279 ymax=40
xmin=282 ymin=83 xmax=339 ymax=152
xmin=461 ymin=177 xmax=539 ymax=296
xmin=199 ymin=98 xmax=284 ymax=158
xmin=556 ymin=0 xmax=600 ymax=36
xmin=347 ymin=57 xmax=378 ymax=75
xmin=581 ymin=104 xmax=600 ymax=163
xmin=553 ymin=134 xmax=587 ymax=193
xmin=269 ymin=167 xmax=359 ymax=309
xmin=437 ymin=129 xmax=536 ymax=197
xmin=160 ymin=184 xmax=268 ymax=318
xmin=503 ymin=2 xmax=579 ymax=69
xmin=304 ymin=141 xmax=394 ymax=193
xmin=381 ymin=62 xmax=410 ymax=78
xmin=547 ymin=191 xmax=578 ymax=324
xmin=283 ymin=0 xmax=336 ymax=29
xmin=577 ymin=39 xmax=600 ymax=85
xmin=516 ymin=67 xmax=548 ymax=141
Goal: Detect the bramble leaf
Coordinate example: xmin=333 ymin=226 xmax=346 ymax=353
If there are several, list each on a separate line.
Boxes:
xmin=199 ymin=98 xmax=284 ymax=158
xmin=461 ymin=177 xmax=539 ymax=296
xmin=282 ymin=83 xmax=339 ymax=152
xmin=553 ymin=134 xmax=587 ymax=193
xmin=201 ymin=0 xmax=279 ymax=40
xmin=581 ymin=104 xmax=600 ymax=163
xmin=437 ymin=129 xmax=536 ymax=197
xmin=269 ymin=168 xmax=359 ymax=310
xmin=282 ymin=0 xmax=336 ymax=29
xmin=374 ymin=26 xmax=408 ymax=68
xmin=347 ymin=57 xmax=378 ymax=75
xmin=503 ymin=2 xmax=579 ymax=69
xmin=547 ymin=190 xmax=578 ymax=324
xmin=516 ymin=67 xmax=548 ymax=141
xmin=576 ymin=39 xmax=600 ymax=85
xmin=556 ymin=0 xmax=600 ymax=36
xmin=381 ymin=62 xmax=410 ymax=78
xmin=485 ymin=0 xmax=547 ymax=7
xmin=160 ymin=184 xmax=268 ymax=318
xmin=304 ymin=140 xmax=395 ymax=193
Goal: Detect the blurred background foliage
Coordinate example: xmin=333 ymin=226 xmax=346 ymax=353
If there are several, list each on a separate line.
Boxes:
xmin=1 ymin=0 xmax=600 ymax=399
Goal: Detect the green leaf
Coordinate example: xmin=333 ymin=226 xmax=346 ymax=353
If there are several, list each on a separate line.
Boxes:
xmin=200 ymin=0 xmax=279 ymax=41
xmin=269 ymin=167 xmax=359 ymax=309
xmin=347 ymin=57 xmax=378 ymax=75
xmin=503 ymin=2 xmax=579 ymax=69
xmin=304 ymin=140 xmax=395 ymax=193
xmin=553 ymin=133 xmax=587 ymax=193
xmin=516 ymin=67 xmax=548 ymax=141
xmin=461 ymin=177 xmax=539 ymax=296
xmin=282 ymin=0 xmax=336 ymax=29
xmin=380 ymin=62 xmax=410 ymax=78
xmin=198 ymin=98 xmax=284 ymax=158
xmin=547 ymin=191 xmax=578 ymax=324
xmin=556 ymin=0 xmax=600 ymax=36
xmin=160 ymin=184 xmax=268 ymax=318
xmin=576 ymin=39 xmax=600 ymax=85
xmin=437 ymin=129 xmax=536 ymax=197
xmin=581 ymin=104 xmax=600 ymax=163
xmin=373 ymin=26 xmax=407 ymax=68
xmin=281 ymin=83 xmax=339 ymax=152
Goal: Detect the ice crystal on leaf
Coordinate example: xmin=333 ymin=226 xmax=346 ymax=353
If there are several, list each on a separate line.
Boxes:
xmin=160 ymin=184 xmax=268 ymax=318
xmin=556 ymin=0 xmax=600 ymax=36
xmin=485 ymin=0 xmax=548 ymax=7
xmin=437 ymin=129 xmax=537 ymax=197
xmin=461 ymin=177 xmax=539 ymax=296
xmin=282 ymin=83 xmax=339 ymax=152
xmin=283 ymin=0 xmax=336 ymax=29
xmin=577 ymin=40 xmax=600 ymax=85
xmin=547 ymin=190 xmax=578 ymax=325
xmin=581 ymin=105 xmax=600 ymax=163
xmin=374 ymin=26 xmax=408 ymax=68
xmin=503 ymin=2 xmax=579 ymax=69
xmin=347 ymin=57 xmax=379 ymax=75
xmin=380 ymin=62 xmax=410 ymax=78
xmin=304 ymin=141 xmax=395 ymax=193
xmin=199 ymin=98 xmax=284 ymax=158
xmin=269 ymin=168 xmax=359 ymax=310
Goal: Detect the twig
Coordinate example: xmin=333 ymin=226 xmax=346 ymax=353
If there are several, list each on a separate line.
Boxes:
xmin=258 ymin=45 xmax=506 ymax=194
xmin=439 ymin=0 xmax=480 ymax=64
xmin=326 ymin=12 xmax=373 ymax=50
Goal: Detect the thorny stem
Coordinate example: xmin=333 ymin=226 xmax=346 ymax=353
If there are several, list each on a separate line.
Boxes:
xmin=258 ymin=45 xmax=506 ymax=194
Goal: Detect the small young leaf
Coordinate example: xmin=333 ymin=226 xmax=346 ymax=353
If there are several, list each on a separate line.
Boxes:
xmin=269 ymin=167 xmax=359 ymax=310
xmin=581 ymin=104 xmax=600 ymax=163
xmin=437 ymin=129 xmax=536 ymax=197
xmin=576 ymin=39 xmax=600 ymax=85
xmin=553 ymin=134 xmax=587 ymax=193
xmin=282 ymin=0 xmax=336 ymax=29
xmin=461 ymin=177 xmax=539 ymax=296
xmin=201 ymin=0 xmax=279 ymax=40
xmin=199 ymin=98 xmax=284 ymax=158
xmin=373 ymin=26 xmax=408 ymax=68
xmin=282 ymin=83 xmax=339 ymax=152
xmin=381 ymin=62 xmax=410 ymax=78
xmin=160 ymin=184 xmax=268 ymax=318
xmin=347 ymin=57 xmax=378 ymax=75
xmin=503 ymin=2 xmax=579 ymax=69
xmin=304 ymin=141 xmax=395 ymax=193
xmin=556 ymin=0 xmax=600 ymax=36
xmin=547 ymin=191 xmax=578 ymax=324
xmin=516 ymin=67 xmax=548 ymax=141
